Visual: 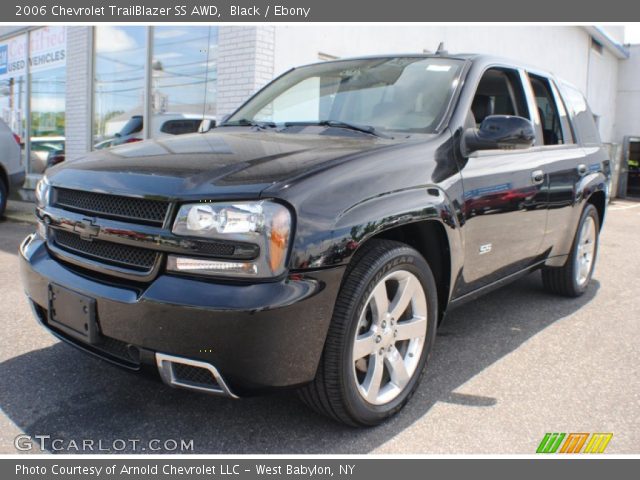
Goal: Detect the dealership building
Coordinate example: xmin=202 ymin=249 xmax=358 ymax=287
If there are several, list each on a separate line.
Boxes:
xmin=0 ymin=25 xmax=638 ymax=197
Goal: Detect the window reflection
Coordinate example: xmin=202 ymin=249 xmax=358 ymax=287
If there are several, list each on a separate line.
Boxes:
xmin=93 ymin=27 xmax=218 ymax=150
xmin=93 ymin=26 xmax=146 ymax=149
xmin=0 ymin=34 xmax=27 ymax=168
xmin=30 ymin=27 xmax=66 ymax=173
xmin=150 ymin=27 xmax=218 ymax=139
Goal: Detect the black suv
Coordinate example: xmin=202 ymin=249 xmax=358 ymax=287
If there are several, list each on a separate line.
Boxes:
xmin=20 ymin=55 xmax=610 ymax=426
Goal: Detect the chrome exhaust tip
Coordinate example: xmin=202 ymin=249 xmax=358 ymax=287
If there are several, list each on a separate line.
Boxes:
xmin=155 ymin=353 xmax=238 ymax=398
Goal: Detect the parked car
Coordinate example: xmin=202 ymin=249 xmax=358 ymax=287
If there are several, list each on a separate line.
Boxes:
xmin=0 ymin=119 xmax=25 ymax=216
xmin=20 ymin=54 xmax=610 ymax=426
xmin=94 ymin=113 xmax=216 ymax=150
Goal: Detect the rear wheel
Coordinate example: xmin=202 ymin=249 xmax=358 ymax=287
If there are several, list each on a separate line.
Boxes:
xmin=298 ymin=239 xmax=438 ymax=426
xmin=542 ymin=203 xmax=600 ymax=297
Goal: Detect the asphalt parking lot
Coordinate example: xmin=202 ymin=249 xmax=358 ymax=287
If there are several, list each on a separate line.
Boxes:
xmin=0 ymin=199 xmax=638 ymax=454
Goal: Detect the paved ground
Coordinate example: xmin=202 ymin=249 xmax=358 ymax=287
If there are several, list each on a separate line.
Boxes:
xmin=0 ymin=199 xmax=638 ymax=454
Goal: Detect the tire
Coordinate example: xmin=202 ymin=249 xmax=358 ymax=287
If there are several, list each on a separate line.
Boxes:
xmin=298 ymin=239 xmax=438 ymax=426
xmin=542 ymin=203 xmax=599 ymax=297
xmin=0 ymin=179 xmax=7 ymax=218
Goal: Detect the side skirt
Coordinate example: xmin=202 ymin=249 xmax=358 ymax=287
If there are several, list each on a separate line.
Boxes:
xmin=444 ymin=260 xmax=547 ymax=314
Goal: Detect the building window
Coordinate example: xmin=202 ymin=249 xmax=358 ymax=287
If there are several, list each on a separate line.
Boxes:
xmin=29 ymin=27 xmax=66 ymax=173
xmin=93 ymin=26 xmax=147 ymax=149
xmin=0 ymin=33 xmax=28 ymax=168
xmin=150 ymin=27 xmax=218 ymax=138
xmin=1 ymin=28 xmax=66 ymax=175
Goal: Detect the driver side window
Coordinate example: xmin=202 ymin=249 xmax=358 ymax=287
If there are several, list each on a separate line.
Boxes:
xmin=470 ymin=68 xmax=530 ymax=128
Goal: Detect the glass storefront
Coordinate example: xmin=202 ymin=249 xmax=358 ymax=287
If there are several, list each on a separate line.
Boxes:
xmin=0 ymin=33 xmax=28 ymax=167
xmin=93 ymin=26 xmax=146 ymax=149
xmin=150 ymin=27 xmax=217 ymax=137
xmin=29 ymin=27 xmax=66 ymax=173
xmin=0 ymin=25 xmax=220 ymax=183
xmin=94 ymin=26 xmax=218 ymax=150
xmin=0 ymin=27 xmax=66 ymax=175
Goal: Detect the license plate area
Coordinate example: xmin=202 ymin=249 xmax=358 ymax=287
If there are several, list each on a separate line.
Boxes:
xmin=48 ymin=284 xmax=98 ymax=344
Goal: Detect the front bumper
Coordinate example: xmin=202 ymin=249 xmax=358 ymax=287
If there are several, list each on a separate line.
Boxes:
xmin=19 ymin=234 xmax=344 ymax=394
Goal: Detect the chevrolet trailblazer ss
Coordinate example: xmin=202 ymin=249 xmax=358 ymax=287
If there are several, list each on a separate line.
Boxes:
xmin=21 ymin=54 xmax=609 ymax=426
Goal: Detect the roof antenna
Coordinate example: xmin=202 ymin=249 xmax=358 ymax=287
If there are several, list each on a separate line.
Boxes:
xmin=436 ymin=42 xmax=447 ymax=55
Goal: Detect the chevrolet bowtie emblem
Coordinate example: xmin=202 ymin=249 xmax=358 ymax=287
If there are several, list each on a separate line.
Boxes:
xmin=73 ymin=219 xmax=100 ymax=241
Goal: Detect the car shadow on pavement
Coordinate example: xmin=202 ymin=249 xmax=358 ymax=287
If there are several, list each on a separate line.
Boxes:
xmin=0 ymin=271 xmax=599 ymax=454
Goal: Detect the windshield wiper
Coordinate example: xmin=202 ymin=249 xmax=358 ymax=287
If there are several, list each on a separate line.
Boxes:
xmin=222 ymin=119 xmax=392 ymax=138
xmin=283 ymin=120 xmax=391 ymax=138
xmin=220 ymin=118 xmax=277 ymax=129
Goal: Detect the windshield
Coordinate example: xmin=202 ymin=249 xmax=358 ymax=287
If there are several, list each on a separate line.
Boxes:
xmin=225 ymin=57 xmax=464 ymax=134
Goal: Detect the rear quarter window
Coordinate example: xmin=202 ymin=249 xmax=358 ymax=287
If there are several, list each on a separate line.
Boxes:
xmin=558 ymin=83 xmax=601 ymax=146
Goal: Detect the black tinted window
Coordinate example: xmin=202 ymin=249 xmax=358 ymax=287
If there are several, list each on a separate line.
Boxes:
xmin=528 ymin=74 xmax=564 ymax=145
xmin=559 ymin=83 xmax=601 ymax=146
xmin=471 ymin=68 xmax=530 ymax=127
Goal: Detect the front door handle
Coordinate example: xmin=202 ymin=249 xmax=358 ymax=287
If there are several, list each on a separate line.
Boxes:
xmin=531 ymin=170 xmax=545 ymax=185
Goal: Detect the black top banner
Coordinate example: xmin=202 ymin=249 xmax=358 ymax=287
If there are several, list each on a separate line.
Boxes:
xmin=5 ymin=0 xmax=640 ymax=22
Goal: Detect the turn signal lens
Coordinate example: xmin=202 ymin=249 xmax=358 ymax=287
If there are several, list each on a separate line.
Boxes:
xmin=269 ymin=208 xmax=291 ymax=273
xmin=167 ymin=257 xmax=258 ymax=276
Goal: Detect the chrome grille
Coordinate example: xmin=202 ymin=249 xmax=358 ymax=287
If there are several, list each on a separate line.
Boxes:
xmin=53 ymin=188 xmax=169 ymax=226
xmin=53 ymin=230 xmax=158 ymax=272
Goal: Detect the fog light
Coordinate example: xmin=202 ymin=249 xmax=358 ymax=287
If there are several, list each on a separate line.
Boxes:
xmin=167 ymin=256 xmax=258 ymax=276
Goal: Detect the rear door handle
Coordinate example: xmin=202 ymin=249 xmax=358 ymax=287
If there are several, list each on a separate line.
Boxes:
xmin=531 ymin=170 xmax=545 ymax=185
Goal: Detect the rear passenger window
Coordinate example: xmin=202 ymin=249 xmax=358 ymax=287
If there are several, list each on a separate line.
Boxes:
xmin=559 ymin=83 xmax=602 ymax=146
xmin=549 ymin=81 xmax=575 ymax=144
xmin=470 ymin=68 xmax=530 ymax=128
xmin=528 ymin=74 xmax=565 ymax=145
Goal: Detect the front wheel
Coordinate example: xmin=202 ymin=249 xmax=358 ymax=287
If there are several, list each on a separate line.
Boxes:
xmin=298 ymin=239 xmax=438 ymax=426
xmin=542 ymin=203 xmax=600 ymax=297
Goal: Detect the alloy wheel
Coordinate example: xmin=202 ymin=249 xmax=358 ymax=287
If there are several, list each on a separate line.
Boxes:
xmin=352 ymin=270 xmax=428 ymax=405
xmin=575 ymin=215 xmax=597 ymax=286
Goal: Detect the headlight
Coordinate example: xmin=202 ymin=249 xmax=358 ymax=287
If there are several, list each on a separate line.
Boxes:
xmin=35 ymin=176 xmax=51 ymax=208
xmin=169 ymin=200 xmax=292 ymax=278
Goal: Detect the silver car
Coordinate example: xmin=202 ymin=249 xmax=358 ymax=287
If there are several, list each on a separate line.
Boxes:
xmin=0 ymin=119 xmax=25 ymax=216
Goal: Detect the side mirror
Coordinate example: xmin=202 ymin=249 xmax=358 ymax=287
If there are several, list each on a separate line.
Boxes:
xmin=462 ymin=115 xmax=535 ymax=156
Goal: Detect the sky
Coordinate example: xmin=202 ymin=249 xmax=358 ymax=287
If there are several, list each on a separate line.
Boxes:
xmin=625 ymin=25 xmax=640 ymax=44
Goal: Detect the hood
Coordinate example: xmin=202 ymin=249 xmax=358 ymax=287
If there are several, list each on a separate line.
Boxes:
xmin=47 ymin=128 xmax=399 ymax=201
